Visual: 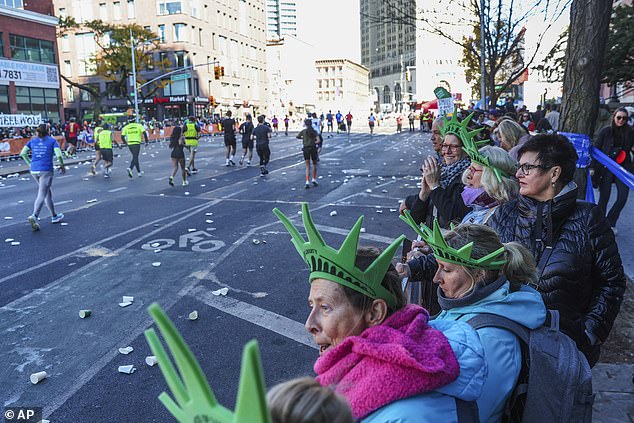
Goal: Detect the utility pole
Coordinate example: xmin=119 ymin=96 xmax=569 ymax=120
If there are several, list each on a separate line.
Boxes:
xmin=130 ymin=28 xmax=139 ymax=123
xmin=479 ymin=0 xmax=486 ymax=110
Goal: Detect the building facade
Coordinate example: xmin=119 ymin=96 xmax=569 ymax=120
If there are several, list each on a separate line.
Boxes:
xmin=360 ymin=0 xmax=469 ymax=112
xmin=0 ymin=0 xmax=63 ymax=123
xmin=265 ymin=0 xmax=296 ymax=41
xmin=54 ymin=0 xmax=268 ymax=120
xmin=315 ymin=59 xmax=370 ymax=120
xmin=266 ymin=35 xmax=316 ymax=121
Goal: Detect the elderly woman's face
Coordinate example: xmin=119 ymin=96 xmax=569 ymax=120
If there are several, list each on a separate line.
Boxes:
xmin=433 ymin=259 xmax=473 ymax=299
xmin=442 ymin=134 xmax=466 ymax=165
xmin=305 ymin=278 xmax=368 ymax=356
xmin=465 ymin=163 xmax=484 ymax=188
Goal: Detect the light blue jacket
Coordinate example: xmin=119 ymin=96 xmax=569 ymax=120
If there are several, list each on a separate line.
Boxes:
xmin=363 ymin=320 xmax=487 ymax=423
xmin=435 ymin=281 xmax=547 ymax=423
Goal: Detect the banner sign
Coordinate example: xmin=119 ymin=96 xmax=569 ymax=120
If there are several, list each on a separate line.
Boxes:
xmin=0 ymin=59 xmax=60 ymax=89
xmin=0 ymin=114 xmax=43 ymax=127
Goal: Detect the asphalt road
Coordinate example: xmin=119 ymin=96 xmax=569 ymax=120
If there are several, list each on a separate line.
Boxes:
xmin=0 ymin=127 xmax=432 ymax=422
xmin=1 ymin=127 xmax=632 ymax=422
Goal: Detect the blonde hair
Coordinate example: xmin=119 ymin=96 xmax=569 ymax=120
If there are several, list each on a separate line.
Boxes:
xmin=495 ymin=119 xmax=526 ymax=149
xmin=461 ymin=146 xmax=519 ymax=203
xmin=444 ymin=224 xmax=538 ymax=287
xmin=267 ymin=377 xmax=354 ymax=423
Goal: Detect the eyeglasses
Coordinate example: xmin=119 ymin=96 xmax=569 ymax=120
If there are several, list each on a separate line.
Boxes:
xmin=441 ymin=144 xmax=462 ymax=151
xmin=518 ymin=163 xmax=551 ymax=175
xmin=615 ymin=116 xmax=628 ymax=121
xmin=468 ymin=166 xmax=483 ymax=174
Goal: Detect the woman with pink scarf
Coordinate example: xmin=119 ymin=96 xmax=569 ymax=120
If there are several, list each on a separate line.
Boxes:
xmin=274 ymin=203 xmax=486 ymax=422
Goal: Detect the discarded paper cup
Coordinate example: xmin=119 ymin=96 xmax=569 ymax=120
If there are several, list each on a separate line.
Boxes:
xmin=118 ymin=346 xmax=134 ymax=355
xmin=145 ymin=356 xmax=158 ymax=366
xmin=30 ymin=371 xmax=48 ymax=384
xmin=118 ymin=365 xmax=135 ymax=374
xmin=122 ymin=296 xmax=134 ymax=303
xmin=189 ymin=310 xmax=198 ymax=320
xmin=79 ymin=310 xmax=92 ymax=319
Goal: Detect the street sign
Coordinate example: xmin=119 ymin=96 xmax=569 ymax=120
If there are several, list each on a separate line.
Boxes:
xmin=171 ymin=72 xmax=190 ymax=81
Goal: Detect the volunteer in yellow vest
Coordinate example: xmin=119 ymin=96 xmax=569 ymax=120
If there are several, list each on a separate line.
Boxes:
xmin=90 ymin=119 xmax=104 ymax=176
xmin=122 ymin=117 xmax=149 ymax=177
xmin=182 ymin=116 xmax=200 ymax=174
xmin=97 ymin=123 xmax=121 ymax=178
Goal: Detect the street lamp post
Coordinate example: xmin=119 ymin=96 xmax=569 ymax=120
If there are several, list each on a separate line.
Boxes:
xmin=479 ymin=0 xmax=486 ymax=110
xmin=130 ymin=28 xmax=140 ymax=123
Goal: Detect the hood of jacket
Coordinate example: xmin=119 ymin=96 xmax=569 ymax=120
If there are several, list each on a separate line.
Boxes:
xmin=437 ymin=280 xmax=547 ymax=331
xmin=314 ymin=304 xmax=460 ymax=420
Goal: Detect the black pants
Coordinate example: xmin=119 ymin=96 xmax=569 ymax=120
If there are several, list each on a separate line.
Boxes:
xmin=256 ymin=145 xmax=270 ymax=167
xmin=598 ymin=171 xmax=630 ymax=227
xmin=128 ymin=143 xmax=141 ymax=172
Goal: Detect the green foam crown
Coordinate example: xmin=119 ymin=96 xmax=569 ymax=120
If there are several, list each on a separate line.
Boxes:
xmin=441 ymin=107 xmax=509 ymax=182
xmin=273 ymin=203 xmax=405 ymax=309
xmin=400 ymin=212 xmax=506 ymax=270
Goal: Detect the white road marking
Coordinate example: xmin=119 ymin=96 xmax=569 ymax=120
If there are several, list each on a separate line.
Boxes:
xmin=191 ymin=285 xmax=315 ymax=349
xmin=315 ymin=224 xmax=395 ymax=245
xmin=107 ymin=187 xmax=128 ymax=193
xmin=56 ymin=200 xmax=74 ymax=205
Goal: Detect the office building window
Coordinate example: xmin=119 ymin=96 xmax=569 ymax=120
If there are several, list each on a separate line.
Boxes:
xmin=157 ymin=1 xmax=182 ymax=15
xmin=127 ymin=0 xmax=135 ymax=18
xmin=15 ymin=87 xmax=60 ymax=122
xmin=58 ymin=7 xmax=66 ymax=18
xmin=0 ymin=33 xmax=4 ymax=57
xmin=173 ymin=23 xmax=186 ymax=42
xmin=66 ymin=86 xmax=75 ymax=102
xmin=80 ymin=84 xmax=99 ymax=101
xmin=63 ymin=60 xmax=72 ymax=76
xmin=99 ymin=3 xmax=107 ymax=20
xmin=0 ymin=0 xmax=23 ymax=7
xmin=175 ymin=51 xmax=187 ymax=68
xmin=158 ymin=25 xmax=166 ymax=43
xmin=113 ymin=1 xmax=121 ymax=20
xmin=159 ymin=51 xmax=169 ymax=66
xmin=9 ymin=35 xmax=56 ymax=64
xmin=61 ymin=34 xmax=70 ymax=52
xmin=0 ymin=86 xmax=8 ymax=113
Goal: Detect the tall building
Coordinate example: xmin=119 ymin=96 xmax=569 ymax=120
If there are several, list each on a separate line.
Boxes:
xmin=265 ymin=0 xmax=296 ymax=41
xmin=54 ymin=0 xmax=269 ymax=120
xmin=0 ymin=0 xmax=62 ymax=123
xmin=360 ymin=0 xmax=468 ymax=112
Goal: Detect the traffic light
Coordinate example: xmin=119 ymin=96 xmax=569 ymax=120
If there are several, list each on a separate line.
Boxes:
xmin=405 ymin=69 xmax=411 ymax=81
xmin=209 ymin=96 xmax=217 ymax=107
xmin=214 ymin=66 xmax=221 ymax=80
xmin=220 ymin=66 xmax=225 ymax=77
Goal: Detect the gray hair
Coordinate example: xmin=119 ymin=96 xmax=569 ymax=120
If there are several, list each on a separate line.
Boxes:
xmin=462 ymin=146 xmax=519 ymax=203
xmin=495 ymin=119 xmax=526 ymax=149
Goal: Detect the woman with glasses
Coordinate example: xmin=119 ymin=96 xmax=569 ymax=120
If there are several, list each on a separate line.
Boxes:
xmin=520 ymin=112 xmax=535 ymax=132
xmin=398 ymin=145 xmax=518 ymax=313
xmin=488 ymin=134 xmax=626 ymax=367
xmin=593 ymin=107 xmax=633 ymax=232
xmin=401 ymin=113 xmax=472 ymax=229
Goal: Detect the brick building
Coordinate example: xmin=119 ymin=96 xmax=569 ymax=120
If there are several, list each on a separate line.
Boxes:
xmin=0 ymin=0 xmax=62 ymax=123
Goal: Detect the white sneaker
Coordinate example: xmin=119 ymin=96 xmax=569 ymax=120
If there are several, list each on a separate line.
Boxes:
xmin=138 ymin=171 xmax=144 ymax=177
xmin=28 ymin=215 xmax=40 ymax=231
xmin=182 ymin=180 xmax=189 ymax=186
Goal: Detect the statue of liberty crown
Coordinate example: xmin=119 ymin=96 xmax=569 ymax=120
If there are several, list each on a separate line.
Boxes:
xmin=273 ymin=203 xmax=405 ymax=309
xmin=441 ymin=107 xmax=509 ymax=182
xmin=400 ymin=211 xmax=506 ymax=270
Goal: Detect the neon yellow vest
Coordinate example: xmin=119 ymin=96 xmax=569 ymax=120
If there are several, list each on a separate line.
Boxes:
xmin=184 ymin=122 xmax=197 ymax=139
xmin=98 ymin=130 xmax=113 ymax=149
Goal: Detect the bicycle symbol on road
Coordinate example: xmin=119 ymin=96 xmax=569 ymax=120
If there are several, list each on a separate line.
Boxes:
xmin=141 ymin=230 xmax=225 ymax=253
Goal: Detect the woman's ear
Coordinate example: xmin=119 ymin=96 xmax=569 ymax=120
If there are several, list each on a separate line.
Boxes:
xmin=365 ymin=300 xmax=389 ymax=327
xmin=551 ymin=165 xmax=562 ymax=184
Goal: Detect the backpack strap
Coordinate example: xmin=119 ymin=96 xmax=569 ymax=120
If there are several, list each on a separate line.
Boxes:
xmin=454 ymin=398 xmax=480 ymax=423
xmin=465 ymin=313 xmax=530 ymax=344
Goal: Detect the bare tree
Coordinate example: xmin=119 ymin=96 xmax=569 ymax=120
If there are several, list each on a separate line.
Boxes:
xmin=362 ymin=0 xmax=570 ymax=107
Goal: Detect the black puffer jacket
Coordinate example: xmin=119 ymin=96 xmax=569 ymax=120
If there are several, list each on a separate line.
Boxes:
xmin=489 ymin=183 xmax=626 ymax=366
xmin=404 ymin=176 xmax=469 ymax=228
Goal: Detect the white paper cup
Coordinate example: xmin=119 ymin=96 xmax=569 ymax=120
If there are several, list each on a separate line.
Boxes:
xmin=79 ymin=310 xmax=92 ymax=319
xmin=188 ymin=310 xmax=198 ymax=320
xmin=30 ymin=371 xmax=48 ymax=384
xmin=122 ymin=296 xmax=134 ymax=303
xmin=145 ymin=356 xmax=158 ymax=366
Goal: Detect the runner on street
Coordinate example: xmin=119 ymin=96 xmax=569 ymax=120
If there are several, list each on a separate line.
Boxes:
xmin=121 ymin=118 xmax=149 ymax=177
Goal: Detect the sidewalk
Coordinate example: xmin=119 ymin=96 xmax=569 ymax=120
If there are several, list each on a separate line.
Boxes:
xmin=593 ymin=363 xmax=634 ymax=422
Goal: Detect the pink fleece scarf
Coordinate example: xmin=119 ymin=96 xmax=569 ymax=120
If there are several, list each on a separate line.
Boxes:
xmin=314 ymin=304 xmax=459 ymax=420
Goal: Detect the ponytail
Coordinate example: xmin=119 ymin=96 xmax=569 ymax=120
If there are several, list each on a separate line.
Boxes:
xmin=502 ymin=241 xmax=538 ymax=287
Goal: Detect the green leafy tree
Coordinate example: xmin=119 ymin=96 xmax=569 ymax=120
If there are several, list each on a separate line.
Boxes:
xmin=58 ymin=17 xmax=171 ymax=119
xmin=602 ymin=3 xmax=634 ymax=96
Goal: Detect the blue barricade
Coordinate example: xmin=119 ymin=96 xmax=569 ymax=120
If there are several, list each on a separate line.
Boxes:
xmin=559 ymin=132 xmax=592 ymax=168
